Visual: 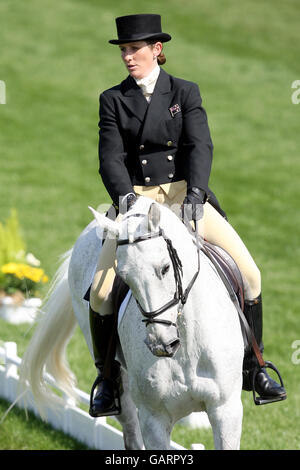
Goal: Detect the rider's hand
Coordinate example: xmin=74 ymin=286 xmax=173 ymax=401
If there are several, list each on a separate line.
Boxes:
xmin=181 ymin=187 xmax=206 ymax=222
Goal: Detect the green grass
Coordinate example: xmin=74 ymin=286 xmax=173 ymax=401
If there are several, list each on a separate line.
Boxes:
xmin=0 ymin=0 xmax=299 ymax=450
xmin=0 ymin=398 xmax=89 ymax=450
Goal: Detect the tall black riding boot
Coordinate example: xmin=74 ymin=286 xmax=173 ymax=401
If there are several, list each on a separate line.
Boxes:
xmin=89 ymin=306 xmax=121 ymax=417
xmin=242 ymin=294 xmax=287 ymax=404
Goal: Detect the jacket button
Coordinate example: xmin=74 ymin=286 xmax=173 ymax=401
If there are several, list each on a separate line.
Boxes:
xmin=139 ymin=144 xmax=145 ymax=150
xmin=145 ymin=177 xmax=151 ymax=183
xmin=168 ymin=173 xmax=174 ymax=179
xmin=167 ymin=155 xmax=173 ymax=161
xmin=142 ymin=159 xmax=147 ymax=165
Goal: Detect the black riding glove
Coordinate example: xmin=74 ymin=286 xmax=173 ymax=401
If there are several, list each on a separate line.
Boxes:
xmin=181 ymin=187 xmax=206 ymax=222
xmin=119 ymin=192 xmax=137 ymax=214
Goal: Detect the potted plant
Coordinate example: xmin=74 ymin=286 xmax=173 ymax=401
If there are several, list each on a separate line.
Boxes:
xmin=0 ymin=210 xmax=48 ymax=324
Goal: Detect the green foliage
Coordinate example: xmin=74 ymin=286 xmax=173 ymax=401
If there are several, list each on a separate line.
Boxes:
xmin=0 ymin=210 xmax=27 ymax=293
xmin=0 ymin=272 xmax=35 ymax=296
xmin=0 ymin=211 xmax=48 ymax=296
xmin=0 ymin=210 xmax=26 ymax=268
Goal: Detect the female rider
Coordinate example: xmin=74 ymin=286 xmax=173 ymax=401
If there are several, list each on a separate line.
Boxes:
xmin=88 ymin=14 xmax=286 ymax=417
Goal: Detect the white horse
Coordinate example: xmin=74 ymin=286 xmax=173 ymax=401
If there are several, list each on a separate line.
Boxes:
xmin=20 ymin=196 xmax=244 ymax=450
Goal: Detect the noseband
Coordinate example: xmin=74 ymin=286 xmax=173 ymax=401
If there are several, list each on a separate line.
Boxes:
xmin=116 ymin=213 xmax=201 ymax=328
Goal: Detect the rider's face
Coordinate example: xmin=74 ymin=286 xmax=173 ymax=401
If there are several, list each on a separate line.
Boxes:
xmin=119 ymin=41 xmax=162 ymax=79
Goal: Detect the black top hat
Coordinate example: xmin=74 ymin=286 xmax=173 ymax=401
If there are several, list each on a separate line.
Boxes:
xmin=109 ymin=14 xmax=171 ymax=45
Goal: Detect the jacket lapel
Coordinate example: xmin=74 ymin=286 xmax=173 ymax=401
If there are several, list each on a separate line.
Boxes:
xmin=120 ymin=76 xmax=149 ymax=123
xmin=140 ymin=68 xmax=172 ymax=143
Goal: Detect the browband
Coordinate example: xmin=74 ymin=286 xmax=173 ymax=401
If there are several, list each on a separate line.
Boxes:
xmin=117 ymin=229 xmax=162 ymax=246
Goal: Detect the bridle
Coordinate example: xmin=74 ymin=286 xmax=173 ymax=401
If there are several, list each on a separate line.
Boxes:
xmin=116 ymin=213 xmax=201 ymax=329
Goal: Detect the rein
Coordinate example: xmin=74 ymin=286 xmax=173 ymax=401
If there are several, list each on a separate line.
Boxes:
xmin=116 ymin=213 xmax=201 ymax=328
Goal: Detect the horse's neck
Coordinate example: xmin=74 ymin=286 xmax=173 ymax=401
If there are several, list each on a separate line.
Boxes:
xmin=175 ymin=233 xmax=201 ymax=295
xmin=177 ymin=243 xmax=225 ymax=352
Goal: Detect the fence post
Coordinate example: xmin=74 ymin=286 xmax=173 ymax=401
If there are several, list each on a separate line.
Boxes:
xmin=3 ymin=342 xmax=18 ymax=402
xmin=4 ymin=342 xmax=18 ymax=378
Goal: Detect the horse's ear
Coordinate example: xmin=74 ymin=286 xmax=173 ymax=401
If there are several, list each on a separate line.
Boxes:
xmin=88 ymin=206 xmax=120 ymax=238
xmin=148 ymin=203 xmax=161 ymax=232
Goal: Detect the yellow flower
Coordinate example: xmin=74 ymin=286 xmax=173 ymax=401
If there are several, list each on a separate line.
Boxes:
xmin=1 ymin=263 xmax=19 ymax=275
xmin=1 ymin=262 xmax=48 ymax=284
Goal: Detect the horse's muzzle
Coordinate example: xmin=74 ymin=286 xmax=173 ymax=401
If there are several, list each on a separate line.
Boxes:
xmin=144 ymin=337 xmax=181 ymax=358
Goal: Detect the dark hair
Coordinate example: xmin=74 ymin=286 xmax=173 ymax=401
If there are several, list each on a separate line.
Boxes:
xmin=147 ymin=40 xmax=166 ymax=65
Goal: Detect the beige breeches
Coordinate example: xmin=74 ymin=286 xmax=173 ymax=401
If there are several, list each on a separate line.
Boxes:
xmin=90 ymin=181 xmax=261 ymax=313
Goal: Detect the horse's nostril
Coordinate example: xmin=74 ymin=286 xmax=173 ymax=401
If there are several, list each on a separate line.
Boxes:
xmin=165 ymin=339 xmax=181 ymax=356
xmin=170 ymin=339 xmax=180 ymax=349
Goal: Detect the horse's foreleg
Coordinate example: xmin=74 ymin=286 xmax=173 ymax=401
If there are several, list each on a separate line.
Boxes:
xmin=206 ymin=394 xmax=243 ymax=450
xmin=138 ymin=405 xmax=173 ymax=450
xmin=116 ymin=371 xmax=144 ymax=450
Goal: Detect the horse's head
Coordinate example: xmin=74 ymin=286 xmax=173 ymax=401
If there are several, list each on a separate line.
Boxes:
xmin=89 ymin=198 xmax=189 ymax=358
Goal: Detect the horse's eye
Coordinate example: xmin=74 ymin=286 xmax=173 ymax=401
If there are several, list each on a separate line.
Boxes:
xmin=161 ymin=264 xmax=170 ymax=276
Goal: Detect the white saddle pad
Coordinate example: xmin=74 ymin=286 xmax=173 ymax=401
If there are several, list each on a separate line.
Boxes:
xmin=118 ymin=289 xmax=132 ymax=327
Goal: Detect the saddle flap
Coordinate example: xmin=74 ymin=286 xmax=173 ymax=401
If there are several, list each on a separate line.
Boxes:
xmin=203 ymin=240 xmax=245 ymax=312
xmin=111 ymin=275 xmax=130 ymax=318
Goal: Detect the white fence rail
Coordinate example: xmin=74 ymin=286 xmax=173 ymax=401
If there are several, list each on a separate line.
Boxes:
xmin=0 ymin=341 xmax=194 ymax=450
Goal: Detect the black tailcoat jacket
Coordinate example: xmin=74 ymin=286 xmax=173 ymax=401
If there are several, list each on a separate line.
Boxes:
xmin=98 ymin=67 xmax=224 ymax=215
